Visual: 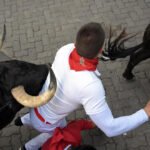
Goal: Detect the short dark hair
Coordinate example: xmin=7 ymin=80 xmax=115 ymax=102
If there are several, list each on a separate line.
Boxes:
xmin=75 ymin=22 xmax=105 ymax=59
xmin=71 ymin=145 xmax=97 ymax=150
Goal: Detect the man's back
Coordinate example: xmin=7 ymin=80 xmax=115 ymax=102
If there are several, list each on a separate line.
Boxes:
xmin=38 ymin=43 xmax=105 ymax=124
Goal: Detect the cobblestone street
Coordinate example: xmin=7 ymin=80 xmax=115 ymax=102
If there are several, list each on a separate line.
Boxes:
xmin=0 ymin=0 xmax=150 ymax=149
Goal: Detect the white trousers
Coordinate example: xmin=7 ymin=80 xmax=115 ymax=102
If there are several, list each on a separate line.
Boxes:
xmin=21 ymin=109 xmax=67 ymax=150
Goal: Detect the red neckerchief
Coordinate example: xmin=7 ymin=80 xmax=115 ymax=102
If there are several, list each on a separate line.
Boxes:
xmin=69 ymin=48 xmax=99 ymax=71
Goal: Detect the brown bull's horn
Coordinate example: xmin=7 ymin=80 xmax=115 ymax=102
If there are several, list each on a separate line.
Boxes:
xmin=11 ymin=69 xmax=57 ymax=108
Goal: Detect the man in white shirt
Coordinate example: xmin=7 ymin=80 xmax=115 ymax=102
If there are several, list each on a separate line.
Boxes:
xmin=15 ymin=22 xmax=150 ymax=150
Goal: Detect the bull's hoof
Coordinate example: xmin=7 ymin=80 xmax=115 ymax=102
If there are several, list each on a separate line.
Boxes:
xmin=14 ymin=117 xmax=23 ymax=126
xmin=122 ymin=72 xmax=135 ymax=80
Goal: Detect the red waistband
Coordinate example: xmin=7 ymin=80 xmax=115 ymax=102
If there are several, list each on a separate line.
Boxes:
xmin=34 ymin=108 xmax=51 ymax=125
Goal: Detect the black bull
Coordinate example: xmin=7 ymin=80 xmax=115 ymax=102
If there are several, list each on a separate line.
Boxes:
xmin=0 ymin=60 xmax=50 ymax=129
xmin=0 ymin=24 xmax=56 ymax=130
xmin=101 ymin=24 xmax=150 ymax=80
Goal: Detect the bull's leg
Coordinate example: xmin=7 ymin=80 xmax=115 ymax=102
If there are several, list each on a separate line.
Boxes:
xmin=0 ymin=95 xmax=23 ymax=129
xmin=0 ymin=106 xmax=16 ymax=129
xmin=123 ymin=48 xmax=150 ymax=80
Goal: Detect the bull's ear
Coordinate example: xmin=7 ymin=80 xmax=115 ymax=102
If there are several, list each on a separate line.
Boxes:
xmin=11 ymin=68 xmax=57 ymax=108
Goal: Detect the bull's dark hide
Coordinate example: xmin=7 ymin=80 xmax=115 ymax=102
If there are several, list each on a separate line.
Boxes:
xmin=101 ymin=24 xmax=150 ymax=80
xmin=123 ymin=24 xmax=150 ymax=79
xmin=0 ymin=60 xmax=48 ymax=129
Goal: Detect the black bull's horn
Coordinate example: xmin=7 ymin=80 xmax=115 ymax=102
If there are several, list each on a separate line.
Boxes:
xmin=0 ymin=24 xmax=57 ymax=108
xmin=11 ymin=68 xmax=57 ymax=108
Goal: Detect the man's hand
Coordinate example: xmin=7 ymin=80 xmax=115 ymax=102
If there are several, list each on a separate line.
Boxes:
xmin=144 ymin=101 xmax=150 ymax=117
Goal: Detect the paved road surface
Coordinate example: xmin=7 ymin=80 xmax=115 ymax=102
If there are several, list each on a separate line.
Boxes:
xmin=0 ymin=0 xmax=150 ymax=149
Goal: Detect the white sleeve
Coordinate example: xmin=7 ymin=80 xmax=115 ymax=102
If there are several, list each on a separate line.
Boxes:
xmin=89 ymin=103 xmax=149 ymax=137
xmin=81 ymin=79 xmax=107 ymax=115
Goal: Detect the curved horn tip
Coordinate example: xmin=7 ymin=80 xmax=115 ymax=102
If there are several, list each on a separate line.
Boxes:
xmin=11 ymin=85 xmax=56 ymax=108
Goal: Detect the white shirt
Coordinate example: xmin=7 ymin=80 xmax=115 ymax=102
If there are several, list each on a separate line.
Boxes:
xmin=38 ymin=43 xmax=149 ymax=137
xmin=38 ymin=43 xmax=106 ymax=122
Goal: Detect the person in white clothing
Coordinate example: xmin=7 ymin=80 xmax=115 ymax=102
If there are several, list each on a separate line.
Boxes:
xmin=15 ymin=22 xmax=150 ymax=150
